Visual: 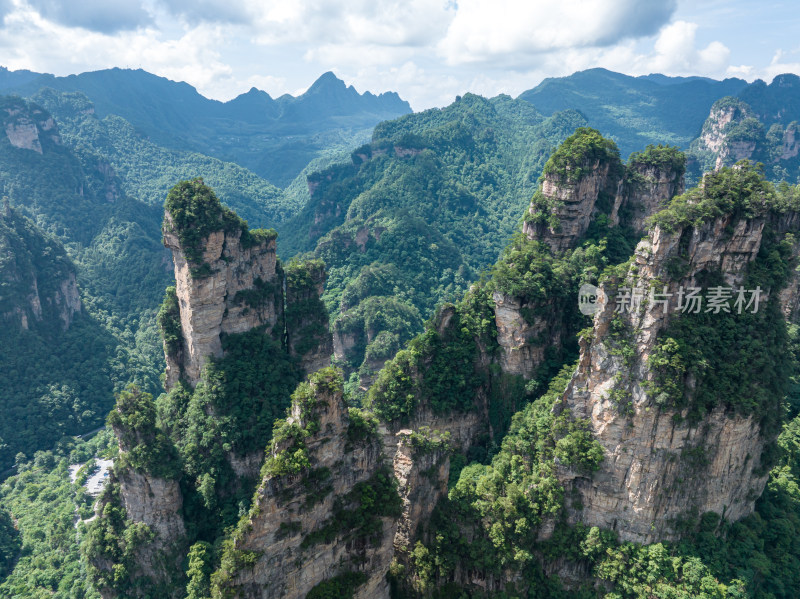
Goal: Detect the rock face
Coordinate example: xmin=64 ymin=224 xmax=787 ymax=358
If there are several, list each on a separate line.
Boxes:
xmin=624 ymin=162 xmax=685 ymax=233
xmin=558 ymin=209 xmax=789 ymax=543
xmin=219 ymin=371 xmax=395 ymax=599
xmin=780 ymin=122 xmax=799 ymax=160
xmin=2 ymin=102 xmax=61 ymax=153
xmin=499 ymin=142 xmax=685 ymax=379
xmin=116 ymin=469 xmax=186 ymax=578
xmin=0 ymin=206 xmax=81 ymax=331
xmin=285 ymin=259 xmax=333 ymax=374
xmin=493 ymin=292 xmax=565 ymax=378
xmin=162 ymin=212 xmax=282 ymax=387
xmin=523 ymin=159 xmax=622 ymax=253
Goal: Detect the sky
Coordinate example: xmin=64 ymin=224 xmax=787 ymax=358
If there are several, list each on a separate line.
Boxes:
xmin=0 ymin=0 xmax=799 ymax=111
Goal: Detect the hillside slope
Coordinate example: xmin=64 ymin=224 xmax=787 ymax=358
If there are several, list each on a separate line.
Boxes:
xmin=1 ymin=68 xmax=411 ymax=186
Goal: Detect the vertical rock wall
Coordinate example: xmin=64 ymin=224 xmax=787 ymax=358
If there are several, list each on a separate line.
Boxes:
xmin=558 ymin=212 xmax=787 ymax=543
xmin=162 ymin=212 xmax=282 ymax=387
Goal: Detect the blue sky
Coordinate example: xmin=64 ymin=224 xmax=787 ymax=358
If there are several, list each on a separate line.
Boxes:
xmin=0 ymin=0 xmax=798 ymax=110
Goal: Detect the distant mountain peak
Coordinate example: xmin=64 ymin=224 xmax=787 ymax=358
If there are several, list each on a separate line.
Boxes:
xmin=306 ymin=71 xmax=348 ymax=94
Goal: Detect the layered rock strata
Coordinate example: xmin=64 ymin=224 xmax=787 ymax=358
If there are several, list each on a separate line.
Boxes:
xmin=218 ymin=371 xmax=395 ymax=599
xmin=162 ymin=213 xmax=282 ymax=387
xmin=558 ymin=210 xmax=793 ymax=543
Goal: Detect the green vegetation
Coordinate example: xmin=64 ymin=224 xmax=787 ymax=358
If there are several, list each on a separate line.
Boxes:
xmin=82 ymin=482 xmax=158 ymax=598
xmin=0 ymin=507 xmax=19 ymax=582
xmin=400 ymin=365 xmax=600 ymax=592
xmin=0 ymin=96 xmax=174 ymax=467
xmin=156 ymin=328 xmax=302 ymax=538
xmin=107 ymin=385 xmax=180 ymax=479
xmin=365 ymin=295 xmax=494 ymax=423
xmin=689 ymin=94 xmax=800 ymax=185
xmin=306 ymin=571 xmax=368 ymax=599
xmin=32 ymin=88 xmax=296 ymax=227
xmin=650 ymin=162 xmax=786 ymax=232
xmin=157 ymin=285 xmax=182 ymax=357
xmin=1 ymin=430 xmax=115 ymax=598
xmin=647 ymin=166 xmax=797 ymax=432
xmin=164 ymin=178 xmax=277 ymax=277
xmin=300 ymin=467 xmax=402 ymax=549
xmin=12 ymin=69 xmax=409 ymax=188
xmin=285 ymin=258 xmax=331 ymax=359
xmin=628 ymin=143 xmax=687 ymax=176
xmin=518 ymin=68 xmax=748 ymax=159
xmin=185 ymin=541 xmax=214 ymax=599
xmin=282 ymin=93 xmax=589 ymax=374
xmin=0 ymin=206 xmax=117 ymax=469
xmin=542 ymin=126 xmax=623 ymax=182
xmin=346 ymin=407 xmax=379 ymax=446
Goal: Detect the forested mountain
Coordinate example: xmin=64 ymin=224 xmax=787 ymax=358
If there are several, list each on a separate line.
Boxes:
xmin=74 ymin=132 xmax=800 ymax=599
xmin=2 ymin=67 xmax=800 ymax=598
xmin=518 ymin=68 xmax=748 ymax=156
xmin=0 ymin=204 xmax=115 ymax=471
xmin=688 ymin=74 xmax=800 ymax=183
xmin=0 ymin=67 xmax=411 ymax=186
xmin=279 ymin=94 xmax=588 ymax=383
xmin=29 ymin=88 xmax=294 ymax=229
xmin=0 ymin=96 xmax=171 ymax=469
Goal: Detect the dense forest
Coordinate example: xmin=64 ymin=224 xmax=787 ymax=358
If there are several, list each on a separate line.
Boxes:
xmin=2 ymin=66 xmax=800 ymax=598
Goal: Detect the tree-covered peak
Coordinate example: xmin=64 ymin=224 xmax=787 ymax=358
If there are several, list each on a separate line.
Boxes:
xmin=163 ymin=178 xmax=277 ymax=271
xmin=541 ymin=126 xmax=622 ymax=182
xmin=628 ymin=144 xmax=687 ymax=175
xmin=649 ymin=161 xmax=796 ymax=232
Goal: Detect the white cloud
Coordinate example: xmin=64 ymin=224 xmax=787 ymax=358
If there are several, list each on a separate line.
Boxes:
xmin=648 ymin=20 xmax=730 ymax=75
xmin=22 ymin=0 xmax=152 ymax=33
xmin=0 ymin=0 xmax=797 ymax=111
xmin=0 ymin=6 xmax=233 ymax=92
xmin=438 ymin=0 xmax=677 ymax=66
xmin=761 ymin=49 xmax=800 ymax=83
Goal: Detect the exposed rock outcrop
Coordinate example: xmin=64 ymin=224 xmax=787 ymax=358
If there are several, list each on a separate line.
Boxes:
xmin=217 ymin=370 xmax=395 ymax=599
xmin=558 ymin=203 xmax=795 ymax=543
xmin=285 ymin=259 xmax=333 ymax=374
xmin=624 ymin=161 xmax=685 ymax=232
xmin=2 ymin=102 xmax=61 ymax=153
xmin=493 ymin=292 xmax=564 ymax=378
xmin=162 ymin=213 xmax=282 ymax=387
xmin=523 ymin=158 xmax=622 ymax=253
xmin=0 ymin=206 xmax=81 ymax=331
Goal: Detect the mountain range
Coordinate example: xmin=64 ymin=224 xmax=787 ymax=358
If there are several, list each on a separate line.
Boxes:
xmin=1 ymin=65 xmax=800 ymax=598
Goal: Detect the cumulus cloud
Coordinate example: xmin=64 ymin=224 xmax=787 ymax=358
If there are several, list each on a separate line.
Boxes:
xmin=156 ymin=0 xmax=253 ymax=25
xmin=24 ymin=0 xmax=151 ymax=33
xmin=253 ymin=0 xmax=454 ymax=48
xmin=438 ymin=0 xmax=677 ymax=65
xmin=648 ymin=20 xmax=730 ymax=75
xmin=761 ymin=49 xmax=800 ymax=83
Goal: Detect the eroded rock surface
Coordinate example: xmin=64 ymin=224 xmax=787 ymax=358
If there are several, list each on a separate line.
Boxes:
xmin=163 ymin=213 xmax=281 ymax=386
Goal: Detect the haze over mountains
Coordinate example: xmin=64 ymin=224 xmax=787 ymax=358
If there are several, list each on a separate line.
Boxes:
xmin=0 ymin=67 xmax=412 ymax=187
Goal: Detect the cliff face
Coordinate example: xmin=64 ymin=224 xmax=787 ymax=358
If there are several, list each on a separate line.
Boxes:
xmin=523 ymin=159 xmax=622 ymax=253
xmin=690 ymin=96 xmax=800 ymax=180
xmin=217 ymin=370 xmax=396 ymax=599
xmin=499 ymin=135 xmax=685 ymax=379
xmin=0 ymin=205 xmax=81 ymax=331
xmin=285 ymin=259 xmax=333 ymax=374
xmin=2 ymin=99 xmax=61 ymax=154
xmin=624 ymin=161 xmax=685 ymax=233
xmin=558 ymin=205 xmax=794 ymax=543
xmin=162 ymin=212 xmax=282 ymax=387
